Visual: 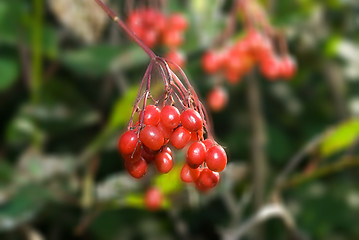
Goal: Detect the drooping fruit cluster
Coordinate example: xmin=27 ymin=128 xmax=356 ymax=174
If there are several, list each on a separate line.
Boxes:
xmin=144 ymin=187 xmax=163 ymax=211
xmin=127 ymin=8 xmax=187 ymax=68
xmin=117 ymin=57 xmax=227 ymax=192
xmin=202 ymin=29 xmax=296 ymax=85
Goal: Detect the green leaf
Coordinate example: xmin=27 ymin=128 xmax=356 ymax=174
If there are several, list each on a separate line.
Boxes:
xmin=0 ymin=57 xmax=19 ymax=92
xmin=153 ymin=164 xmax=183 ymax=194
xmin=320 ymin=119 xmax=359 ymax=157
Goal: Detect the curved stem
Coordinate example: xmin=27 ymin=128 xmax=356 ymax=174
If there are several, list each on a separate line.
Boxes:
xmin=94 ymin=0 xmax=157 ymax=60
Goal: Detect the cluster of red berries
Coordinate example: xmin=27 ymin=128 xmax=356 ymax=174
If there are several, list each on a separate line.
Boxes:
xmin=127 ymin=8 xmax=187 ymax=68
xmin=118 ymin=104 xmax=227 ymax=192
xmin=202 ymin=29 xmax=297 ymax=85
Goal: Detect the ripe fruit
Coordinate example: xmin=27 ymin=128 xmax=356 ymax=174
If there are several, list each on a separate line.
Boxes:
xmin=157 ymin=121 xmax=173 ymax=139
xmin=206 ymin=145 xmax=227 ymax=172
xmin=118 ymin=130 xmax=138 ymax=155
xmin=207 ymin=87 xmax=228 ymax=112
xmin=139 ymin=125 xmax=164 ymax=150
xmin=125 ymin=157 xmax=148 ymax=179
xmin=161 ymin=146 xmax=172 ymax=155
xmin=165 ymin=50 xmax=186 ymax=68
xmin=186 ymin=142 xmax=206 ymax=168
xmin=170 ymin=126 xmax=191 ymax=149
xmin=167 ymin=13 xmax=188 ymax=31
xmin=160 ymin=105 xmax=180 ymax=129
xmin=144 ymin=187 xmax=163 ymax=211
xmin=155 ymin=152 xmax=173 ymax=173
xmin=195 ymin=168 xmax=219 ymax=192
xmin=281 ymin=55 xmax=296 ymax=79
xmin=143 ymin=105 xmax=161 ymax=126
xmin=180 ymin=109 xmax=203 ymax=132
xmin=202 ymin=51 xmax=223 ymax=74
xmin=180 ymin=163 xmax=201 ymax=183
xmin=202 ymin=139 xmax=215 ymax=150
xmin=162 ymin=29 xmax=183 ymax=48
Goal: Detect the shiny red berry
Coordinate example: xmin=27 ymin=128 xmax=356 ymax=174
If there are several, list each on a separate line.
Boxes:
xmin=143 ymin=105 xmax=161 ymax=126
xmin=202 ymin=139 xmax=215 ymax=151
xmin=144 ymin=187 xmax=163 ymax=211
xmin=125 ymin=156 xmax=148 ymax=179
xmin=160 ymin=105 xmax=180 ymax=129
xmin=180 ymin=109 xmax=203 ymax=132
xmin=180 ymin=163 xmax=201 ymax=183
xmin=170 ymin=126 xmax=191 ymax=149
xmin=161 ymin=146 xmax=172 ymax=155
xmin=195 ymin=168 xmax=219 ymax=192
xmin=206 ymin=145 xmax=227 ymax=172
xmin=186 ymin=142 xmax=206 ymax=168
xmin=118 ymin=130 xmax=138 ymax=155
xmin=155 ymin=152 xmax=173 ymax=173
xmin=139 ymin=125 xmax=164 ymax=151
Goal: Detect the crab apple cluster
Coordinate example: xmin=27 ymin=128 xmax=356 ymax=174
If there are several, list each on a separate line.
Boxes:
xmin=202 ymin=29 xmax=297 ymax=84
xmin=144 ymin=187 xmax=163 ymax=211
xmin=127 ymin=9 xmax=187 ymax=68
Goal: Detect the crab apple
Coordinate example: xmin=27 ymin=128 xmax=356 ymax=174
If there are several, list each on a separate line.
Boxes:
xmin=118 ymin=130 xmax=139 ymax=155
xmin=195 ymin=168 xmax=220 ymax=192
xmin=162 ymin=29 xmax=183 ymax=48
xmin=155 ymin=152 xmax=173 ymax=173
xmin=167 ymin=13 xmax=188 ymax=30
xmin=139 ymin=125 xmax=164 ymax=151
xmin=144 ymin=187 xmax=163 ymax=211
xmin=180 ymin=109 xmax=203 ymax=132
xmin=125 ymin=156 xmax=148 ymax=179
xmin=281 ymin=55 xmax=297 ymax=79
xmin=202 ymin=51 xmax=223 ymax=74
xmin=143 ymin=105 xmax=161 ymax=126
xmin=207 ymin=87 xmax=228 ymax=112
xmin=170 ymin=126 xmax=191 ymax=149
xmin=165 ymin=50 xmax=186 ymax=68
xmin=160 ymin=105 xmax=180 ymax=129
xmin=206 ymin=145 xmax=227 ymax=172
xmin=186 ymin=142 xmax=206 ymax=168
xmin=157 ymin=121 xmax=173 ymax=139
xmin=180 ymin=163 xmax=201 ymax=183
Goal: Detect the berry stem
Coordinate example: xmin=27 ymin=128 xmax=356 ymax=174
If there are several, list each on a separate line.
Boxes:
xmin=94 ymin=0 xmax=157 ymax=60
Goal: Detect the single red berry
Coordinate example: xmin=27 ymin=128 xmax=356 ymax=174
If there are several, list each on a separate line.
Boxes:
xmin=144 ymin=187 xmax=163 ymax=211
xmin=260 ymin=55 xmax=281 ymax=80
xmin=167 ymin=13 xmax=188 ymax=31
xmin=186 ymin=142 xmax=206 ymax=168
xmin=122 ymin=145 xmax=141 ymax=162
xmin=280 ymin=55 xmax=297 ymax=79
xmin=201 ymin=51 xmax=223 ymax=74
xmin=118 ymin=130 xmax=139 ymax=155
xmin=195 ymin=168 xmax=219 ymax=192
xmin=162 ymin=29 xmax=183 ymax=48
xmin=160 ymin=105 xmax=180 ymax=129
xmin=125 ymin=157 xmax=148 ymax=179
xmin=139 ymin=125 xmax=164 ymax=151
xmin=155 ymin=152 xmax=173 ymax=173
xmin=202 ymin=139 xmax=215 ymax=151
xmin=180 ymin=163 xmax=201 ymax=183
xmin=206 ymin=145 xmax=227 ymax=172
xmin=161 ymin=146 xmax=172 ymax=155
xmin=143 ymin=105 xmax=161 ymax=126
xmin=180 ymin=109 xmax=203 ymax=132
xmin=170 ymin=126 xmax=191 ymax=149
xmin=207 ymin=86 xmax=228 ymax=112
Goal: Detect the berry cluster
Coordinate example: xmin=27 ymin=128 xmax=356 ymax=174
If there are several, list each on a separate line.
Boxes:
xmin=202 ymin=29 xmax=296 ymax=85
xmin=127 ymin=8 xmax=187 ymax=68
xmin=117 ymin=57 xmax=227 ymax=192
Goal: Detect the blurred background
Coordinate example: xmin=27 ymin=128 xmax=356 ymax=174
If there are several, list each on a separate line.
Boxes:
xmin=1 ymin=0 xmax=359 ymax=239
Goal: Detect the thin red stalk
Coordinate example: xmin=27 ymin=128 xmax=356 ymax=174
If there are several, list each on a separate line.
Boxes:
xmin=94 ymin=0 xmax=157 ymax=60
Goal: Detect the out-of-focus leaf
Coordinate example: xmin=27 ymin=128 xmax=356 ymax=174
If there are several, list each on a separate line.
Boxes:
xmin=0 ymin=57 xmax=19 ymax=92
xmin=153 ymin=164 xmax=183 ymax=194
xmin=323 ymin=35 xmax=341 ymax=57
xmin=0 ymin=161 xmax=14 ymax=186
xmin=61 ymin=45 xmax=147 ymax=76
xmin=0 ymin=184 xmax=49 ymax=231
xmin=320 ymin=119 xmax=359 ymax=157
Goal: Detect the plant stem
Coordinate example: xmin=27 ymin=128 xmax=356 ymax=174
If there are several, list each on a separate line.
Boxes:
xmin=246 ymin=71 xmax=267 ymax=240
xmin=31 ymin=0 xmax=44 ymax=103
xmin=94 ymin=0 xmax=157 ymax=60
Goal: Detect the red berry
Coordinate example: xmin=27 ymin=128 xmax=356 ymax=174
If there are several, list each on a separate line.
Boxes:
xmin=186 ymin=142 xmax=206 ymax=168
xmin=281 ymin=55 xmax=296 ymax=79
xmin=165 ymin=50 xmax=186 ymax=69
xmin=157 ymin=121 xmax=173 ymax=139
xmin=161 ymin=146 xmax=172 ymax=155
xmin=144 ymin=187 xmax=163 ymax=211
xmin=118 ymin=130 xmax=138 ymax=155
xmin=155 ymin=152 xmax=173 ymax=173
xmin=207 ymin=87 xmax=228 ymax=112
xmin=167 ymin=13 xmax=188 ymax=31
xmin=260 ymin=55 xmax=281 ymax=80
xmin=162 ymin=29 xmax=183 ymax=48
xmin=180 ymin=109 xmax=203 ymax=132
xmin=195 ymin=168 xmax=219 ymax=192
xmin=143 ymin=105 xmax=161 ymax=126
xmin=206 ymin=145 xmax=227 ymax=172
xmin=170 ymin=126 xmax=191 ymax=149
xmin=202 ymin=139 xmax=215 ymax=151
xmin=125 ymin=157 xmax=148 ymax=179
xmin=141 ymin=145 xmax=158 ymax=163
xmin=180 ymin=163 xmax=201 ymax=183
xmin=202 ymin=51 xmax=223 ymax=73
xmin=160 ymin=105 xmax=180 ymax=129
xmin=121 ymin=146 xmax=141 ymax=162
xmin=139 ymin=126 xmax=164 ymax=151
